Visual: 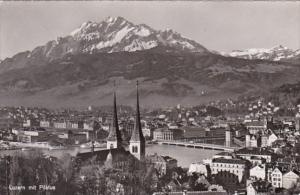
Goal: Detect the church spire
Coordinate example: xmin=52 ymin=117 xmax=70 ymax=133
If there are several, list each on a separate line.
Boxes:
xmin=129 ymin=81 xmax=145 ymax=160
xmin=107 ymin=81 xmax=122 ymax=149
xmin=131 ymin=81 xmax=145 ymax=142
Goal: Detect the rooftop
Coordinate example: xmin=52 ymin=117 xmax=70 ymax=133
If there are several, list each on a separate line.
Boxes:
xmin=236 ymin=147 xmax=274 ymax=156
xmin=212 ymin=158 xmax=247 ymax=165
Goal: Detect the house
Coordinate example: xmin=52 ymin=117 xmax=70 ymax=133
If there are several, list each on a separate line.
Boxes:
xmin=271 ymin=167 xmax=283 ymax=188
xmin=188 ymin=162 xmax=210 ymax=177
xmin=53 ymin=121 xmax=67 ymax=129
xmin=250 ymin=164 xmax=266 ymax=180
xmin=142 ymin=127 xmax=152 ymax=138
xmin=245 ymin=120 xmax=266 ymax=135
xmin=247 ymin=180 xmax=272 ymax=195
xmin=282 ymin=170 xmax=299 ymax=189
xmin=245 ymin=134 xmax=261 ymax=148
xmin=146 ymin=153 xmax=177 ymax=176
xmin=267 ymin=133 xmax=278 ymax=147
xmin=23 ymin=119 xmax=39 ymax=127
xmin=40 ymin=120 xmax=51 ymax=128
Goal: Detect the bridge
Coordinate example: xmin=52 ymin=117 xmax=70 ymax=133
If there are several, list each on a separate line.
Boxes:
xmin=178 ymin=136 xmax=225 ymax=143
xmin=157 ymin=140 xmax=239 ymax=152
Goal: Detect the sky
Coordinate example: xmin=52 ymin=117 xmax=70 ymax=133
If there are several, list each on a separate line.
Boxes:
xmin=0 ymin=1 xmax=299 ymax=60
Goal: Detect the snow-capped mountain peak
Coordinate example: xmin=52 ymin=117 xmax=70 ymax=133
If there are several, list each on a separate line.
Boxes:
xmin=225 ymin=45 xmax=299 ymax=61
xmin=68 ymin=16 xmax=206 ymax=53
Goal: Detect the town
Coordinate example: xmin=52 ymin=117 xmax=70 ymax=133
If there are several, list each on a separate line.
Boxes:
xmin=0 ymin=83 xmax=300 ymax=195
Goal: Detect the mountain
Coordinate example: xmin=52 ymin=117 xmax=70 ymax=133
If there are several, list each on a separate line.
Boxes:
xmin=224 ymin=45 xmax=300 ymax=62
xmin=0 ymin=16 xmax=207 ymax=74
xmin=0 ymin=17 xmax=299 ymax=108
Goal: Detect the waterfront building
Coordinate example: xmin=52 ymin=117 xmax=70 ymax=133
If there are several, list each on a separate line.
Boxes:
xmin=153 ymin=128 xmax=183 ymax=141
xmin=211 ymin=158 xmax=248 ymax=183
xmin=188 ymin=162 xmax=210 ymax=177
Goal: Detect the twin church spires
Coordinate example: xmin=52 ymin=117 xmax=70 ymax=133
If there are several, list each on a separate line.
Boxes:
xmin=106 ymin=81 xmax=145 ymax=160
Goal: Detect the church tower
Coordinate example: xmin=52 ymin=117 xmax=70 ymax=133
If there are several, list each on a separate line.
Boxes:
xmin=129 ymin=81 xmax=145 ymax=160
xmin=106 ymin=87 xmax=122 ymax=149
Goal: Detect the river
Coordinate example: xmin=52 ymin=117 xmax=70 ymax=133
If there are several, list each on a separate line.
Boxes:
xmin=146 ymin=144 xmax=218 ymax=168
xmin=1 ymin=144 xmax=218 ymax=168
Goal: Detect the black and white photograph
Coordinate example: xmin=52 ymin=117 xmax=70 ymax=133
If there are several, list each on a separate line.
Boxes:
xmin=0 ymin=1 xmax=300 ymax=194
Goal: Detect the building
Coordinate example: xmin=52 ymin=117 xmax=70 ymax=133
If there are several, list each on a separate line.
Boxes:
xmin=270 ymin=167 xmax=283 ymax=188
xmin=282 ymin=170 xmax=299 ymax=189
xmin=247 ymin=180 xmax=272 ymax=195
xmin=53 ymin=121 xmax=67 ymax=129
xmin=295 ymin=113 xmax=300 ymax=131
xmin=245 ymin=133 xmax=262 ymax=148
xmin=235 ymin=147 xmax=274 ymax=163
xmin=142 ymin=127 xmax=152 ymax=138
xmin=147 ymin=153 xmax=178 ymax=176
xmin=188 ymin=162 xmax=210 ymax=177
xmin=40 ymin=120 xmax=51 ymax=128
xmin=153 ymin=128 xmax=183 ymax=141
xmin=267 ymin=132 xmax=278 ymax=147
xmin=23 ymin=119 xmax=39 ymax=127
xmin=245 ymin=120 xmax=266 ymax=135
xmin=16 ymin=129 xmax=49 ymax=143
xmin=211 ymin=158 xmax=248 ymax=183
xmin=250 ymin=164 xmax=266 ymax=180
xmin=76 ymin=82 xmax=146 ymax=168
xmin=213 ymin=152 xmax=234 ymax=160
xmin=153 ymin=191 xmax=227 ymax=195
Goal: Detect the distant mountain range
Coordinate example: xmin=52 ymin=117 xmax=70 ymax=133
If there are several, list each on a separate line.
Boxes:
xmin=220 ymin=45 xmax=300 ymax=62
xmin=0 ymin=16 xmax=299 ymax=108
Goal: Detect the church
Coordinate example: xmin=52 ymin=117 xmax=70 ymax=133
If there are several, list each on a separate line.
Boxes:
xmin=76 ymin=81 xmax=146 ymax=168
